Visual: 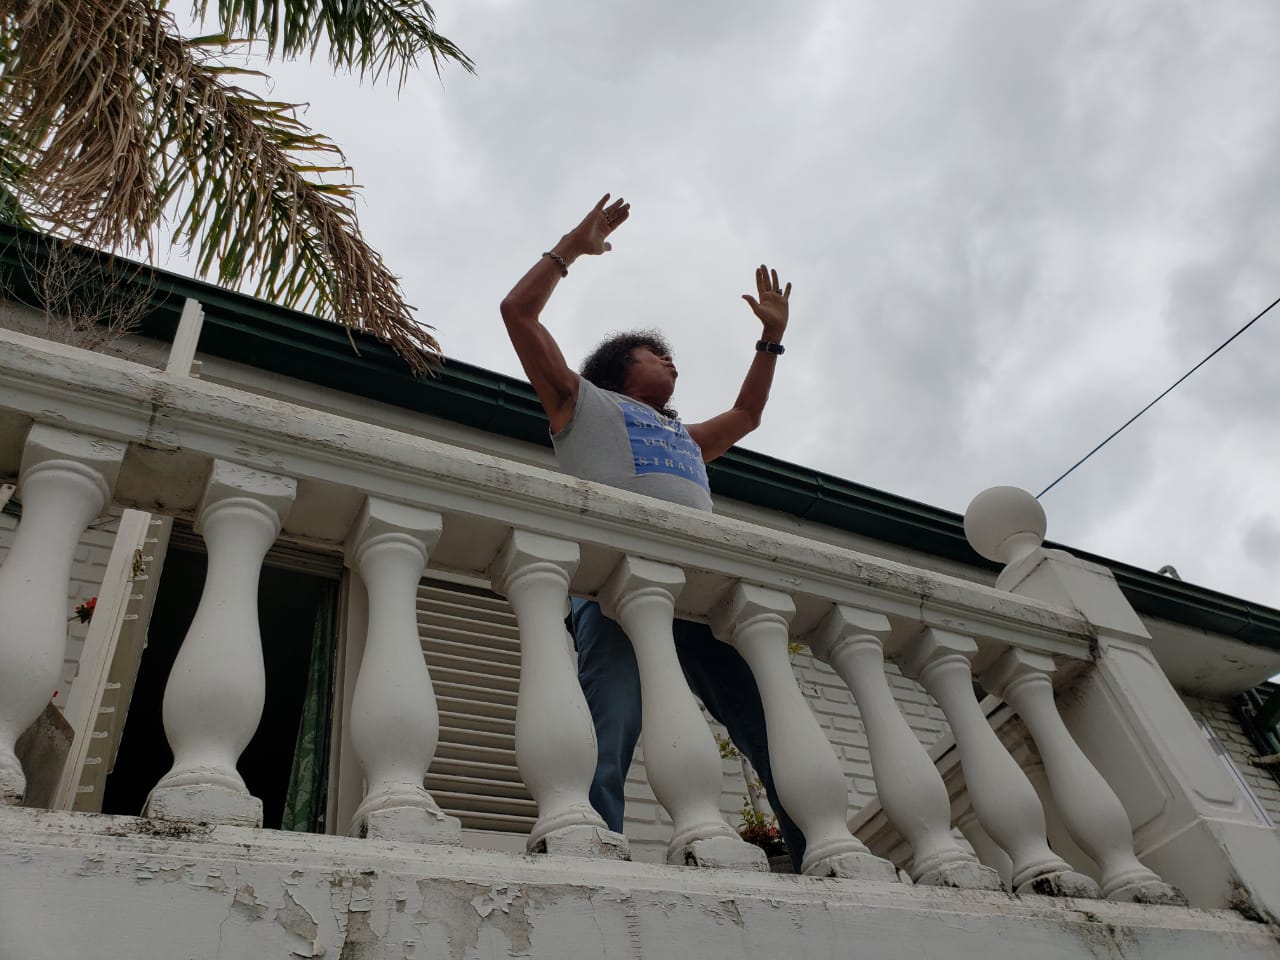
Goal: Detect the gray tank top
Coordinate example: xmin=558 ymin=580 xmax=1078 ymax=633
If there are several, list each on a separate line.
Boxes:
xmin=551 ymin=378 xmax=713 ymax=512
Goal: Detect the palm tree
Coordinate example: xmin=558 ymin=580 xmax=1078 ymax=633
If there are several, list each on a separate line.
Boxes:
xmin=0 ymin=0 xmax=472 ymax=372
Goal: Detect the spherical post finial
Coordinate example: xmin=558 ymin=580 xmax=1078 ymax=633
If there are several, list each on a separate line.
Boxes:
xmin=964 ymin=486 xmax=1046 ymax=566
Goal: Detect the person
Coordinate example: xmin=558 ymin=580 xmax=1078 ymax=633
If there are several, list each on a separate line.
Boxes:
xmin=499 ymin=193 xmax=803 ymax=868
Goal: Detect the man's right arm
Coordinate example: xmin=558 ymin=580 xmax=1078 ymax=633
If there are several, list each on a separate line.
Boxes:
xmin=500 ymin=194 xmax=630 ymax=434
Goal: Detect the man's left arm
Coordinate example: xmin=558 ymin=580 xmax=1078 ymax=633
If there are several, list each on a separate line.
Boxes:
xmin=686 ymin=264 xmax=791 ymax=463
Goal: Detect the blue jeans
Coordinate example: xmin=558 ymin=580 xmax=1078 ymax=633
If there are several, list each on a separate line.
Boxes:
xmin=570 ymin=598 xmax=805 ymax=870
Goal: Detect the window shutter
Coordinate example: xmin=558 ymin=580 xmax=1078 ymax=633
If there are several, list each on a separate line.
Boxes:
xmin=418 ymin=578 xmax=535 ymax=833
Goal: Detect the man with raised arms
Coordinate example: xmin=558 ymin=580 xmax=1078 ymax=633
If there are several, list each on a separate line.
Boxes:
xmin=499 ymin=194 xmax=801 ymax=868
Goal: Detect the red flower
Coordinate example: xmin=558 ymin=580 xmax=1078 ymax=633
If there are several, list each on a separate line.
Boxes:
xmin=70 ymin=597 xmax=97 ymax=623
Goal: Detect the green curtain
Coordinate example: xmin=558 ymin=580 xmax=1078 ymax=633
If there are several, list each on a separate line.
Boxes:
xmin=281 ymin=579 xmax=338 ymax=833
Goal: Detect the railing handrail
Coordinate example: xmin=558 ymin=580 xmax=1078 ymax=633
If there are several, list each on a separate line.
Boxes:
xmin=0 ymin=328 xmax=1092 ymax=658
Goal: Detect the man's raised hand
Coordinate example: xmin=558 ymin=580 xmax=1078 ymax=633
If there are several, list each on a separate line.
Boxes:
xmin=741 ymin=264 xmax=791 ymax=341
xmin=561 ymin=194 xmax=631 ymax=257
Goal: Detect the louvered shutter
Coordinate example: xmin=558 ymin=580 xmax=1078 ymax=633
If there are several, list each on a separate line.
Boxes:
xmin=418 ymin=578 xmax=536 ymax=834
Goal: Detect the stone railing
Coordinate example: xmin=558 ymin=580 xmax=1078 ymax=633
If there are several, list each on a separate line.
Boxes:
xmin=0 ymin=329 xmax=1181 ymax=904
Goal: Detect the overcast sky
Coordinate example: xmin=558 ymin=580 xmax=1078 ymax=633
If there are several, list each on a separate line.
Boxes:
xmin=171 ymin=0 xmax=1280 ymax=609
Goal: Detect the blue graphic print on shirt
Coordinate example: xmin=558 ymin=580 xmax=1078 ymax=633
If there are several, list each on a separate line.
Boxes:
xmin=617 ymin=398 xmax=710 ymax=491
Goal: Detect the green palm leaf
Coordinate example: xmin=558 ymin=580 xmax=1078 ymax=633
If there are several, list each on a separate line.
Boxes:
xmin=195 ymin=0 xmax=474 ymax=85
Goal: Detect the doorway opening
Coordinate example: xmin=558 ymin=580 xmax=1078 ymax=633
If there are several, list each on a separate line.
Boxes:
xmin=101 ymin=543 xmax=339 ymax=831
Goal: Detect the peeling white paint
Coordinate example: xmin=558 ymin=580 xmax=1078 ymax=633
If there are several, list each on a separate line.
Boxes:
xmin=470 ymin=885 xmax=520 ymax=919
xmin=2 ymin=808 xmax=1277 ymax=960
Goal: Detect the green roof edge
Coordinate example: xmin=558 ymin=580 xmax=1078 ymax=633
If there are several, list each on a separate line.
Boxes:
xmin=4 ymin=223 xmax=1278 ymax=651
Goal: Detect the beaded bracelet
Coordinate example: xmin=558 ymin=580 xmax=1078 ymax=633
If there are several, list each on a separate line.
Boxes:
xmin=542 ymin=251 xmax=569 ymax=277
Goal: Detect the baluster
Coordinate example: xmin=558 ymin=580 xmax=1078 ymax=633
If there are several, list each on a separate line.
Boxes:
xmin=344 ymin=498 xmax=459 ymax=844
xmin=984 ymin=648 xmax=1185 ymax=904
xmin=0 ymin=426 xmax=124 ymax=805
xmin=713 ymin=585 xmax=897 ymax=880
xmin=490 ymin=530 xmax=628 ymax=859
xmin=600 ymin=556 xmax=766 ymax=870
xmin=809 ymin=606 xmax=1002 ymax=889
xmin=901 ymin=628 xmax=1100 ymax=897
xmin=146 ymin=461 xmax=295 ymax=825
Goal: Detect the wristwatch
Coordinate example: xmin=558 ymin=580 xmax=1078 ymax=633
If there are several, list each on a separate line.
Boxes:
xmin=755 ymin=339 xmax=785 ymax=355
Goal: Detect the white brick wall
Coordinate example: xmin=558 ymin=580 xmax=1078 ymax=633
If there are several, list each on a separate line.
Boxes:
xmin=622 ymin=645 xmax=952 ymax=864
xmin=0 ymin=510 xmax=119 ymax=713
xmin=1181 ymin=693 xmax=1280 ymax=826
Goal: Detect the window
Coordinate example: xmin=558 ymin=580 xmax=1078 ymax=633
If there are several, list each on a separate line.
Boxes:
xmin=1195 ymin=713 xmax=1273 ymax=827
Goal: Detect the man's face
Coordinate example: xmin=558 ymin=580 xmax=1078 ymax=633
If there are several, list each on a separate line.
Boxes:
xmin=622 ymin=345 xmax=677 ymax=407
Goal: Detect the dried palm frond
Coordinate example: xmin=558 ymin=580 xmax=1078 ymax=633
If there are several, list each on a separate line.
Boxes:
xmin=0 ymin=0 xmax=472 ymax=373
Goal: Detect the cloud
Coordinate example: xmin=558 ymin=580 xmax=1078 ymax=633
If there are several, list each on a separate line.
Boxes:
xmin=1244 ymin=517 xmax=1280 ymax=571
xmin=172 ymin=0 xmax=1280 ymax=607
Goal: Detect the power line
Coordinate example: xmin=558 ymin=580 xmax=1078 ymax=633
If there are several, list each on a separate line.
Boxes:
xmin=1037 ymin=293 xmax=1280 ymax=499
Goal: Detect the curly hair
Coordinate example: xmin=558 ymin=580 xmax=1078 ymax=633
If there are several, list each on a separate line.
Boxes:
xmin=579 ymin=329 xmax=678 ymax=418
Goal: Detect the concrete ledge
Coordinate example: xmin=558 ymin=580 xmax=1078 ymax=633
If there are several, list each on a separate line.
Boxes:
xmin=1 ymin=809 xmax=1275 ymax=960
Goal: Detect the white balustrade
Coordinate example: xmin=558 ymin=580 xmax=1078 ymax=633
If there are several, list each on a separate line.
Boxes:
xmin=809 ymin=605 xmax=1002 ymax=890
xmin=0 ymin=425 xmax=124 ymax=805
xmin=984 ymin=648 xmax=1185 ymax=904
xmin=344 ymin=498 xmax=459 ymax=844
xmin=901 ymin=628 xmax=1100 ymax=897
xmin=712 ymin=585 xmax=898 ymax=880
xmin=490 ymin=530 xmax=628 ymax=859
xmin=146 ymin=461 xmax=295 ymax=825
xmin=600 ymin=556 xmax=767 ymax=870
xmin=0 ymin=337 xmax=1195 ymax=903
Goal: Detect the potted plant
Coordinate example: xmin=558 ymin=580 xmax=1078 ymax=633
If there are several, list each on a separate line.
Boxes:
xmin=718 ymin=733 xmax=792 ymax=872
